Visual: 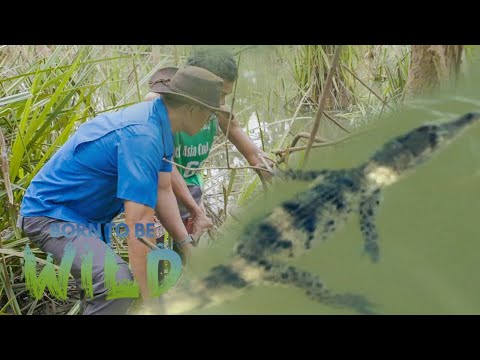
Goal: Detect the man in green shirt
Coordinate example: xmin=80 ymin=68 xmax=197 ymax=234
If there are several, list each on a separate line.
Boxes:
xmin=145 ymin=48 xmax=274 ymax=244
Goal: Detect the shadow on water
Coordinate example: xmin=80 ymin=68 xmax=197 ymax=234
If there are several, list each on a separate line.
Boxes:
xmin=187 ymin=48 xmax=480 ymax=315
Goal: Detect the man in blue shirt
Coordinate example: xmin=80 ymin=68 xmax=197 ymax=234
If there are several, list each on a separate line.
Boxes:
xmin=17 ymin=66 xmax=228 ymax=314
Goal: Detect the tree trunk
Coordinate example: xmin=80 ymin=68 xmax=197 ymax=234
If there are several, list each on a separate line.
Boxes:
xmin=404 ymin=45 xmax=463 ymax=100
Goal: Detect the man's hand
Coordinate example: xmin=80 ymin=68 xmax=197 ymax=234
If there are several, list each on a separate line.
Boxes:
xmin=191 ymin=209 xmax=214 ymax=240
xmin=217 ymin=107 xmax=277 ymax=183
xmin=253 ymin=154 xmax=276 ymax=182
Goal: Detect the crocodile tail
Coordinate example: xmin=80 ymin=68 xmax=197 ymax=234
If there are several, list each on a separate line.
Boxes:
xmin=274 ymin=168 xmax=327 ymax=182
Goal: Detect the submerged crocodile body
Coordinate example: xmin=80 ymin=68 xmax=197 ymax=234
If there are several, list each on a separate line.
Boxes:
xmin=158 ymin=113 xmax=480 ymax=315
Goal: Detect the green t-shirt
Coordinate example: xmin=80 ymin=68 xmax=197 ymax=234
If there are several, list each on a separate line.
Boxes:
xmin=174 ymin=116 xmax=218 ymax=187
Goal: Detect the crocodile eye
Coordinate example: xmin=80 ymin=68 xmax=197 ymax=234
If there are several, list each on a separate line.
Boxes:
xmin=277 ymin=240 xmax=293 ymax=249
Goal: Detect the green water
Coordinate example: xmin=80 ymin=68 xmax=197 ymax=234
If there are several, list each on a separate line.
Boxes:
xmin=192 ymin=118 xmax=480 ymax=314
xmin=187 ymin=47 xmax=480 ymax=314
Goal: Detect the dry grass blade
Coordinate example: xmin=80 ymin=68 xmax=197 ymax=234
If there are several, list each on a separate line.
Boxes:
xmin=340 ymin=64 xmax=393 ymax=111
xmin=224 ymin=53 xmax=242 ymax=169
xmin=0 ymin=258 xmax=21 ymax=315
xmin=67 ymin=300 xmax=81 ymax=315
xmin=323 ymin=112 xmax=351 ymax=133
xmin=0 ymin=128 xmax=13 ymax=204
xmin=304 ymin=45 xmax=343 ymax=166
xmin=26 ymin=299 xmax=39 ymax=315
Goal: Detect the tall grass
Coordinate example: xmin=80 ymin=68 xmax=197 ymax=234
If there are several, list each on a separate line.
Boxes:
xmin=287 ymin=46 xmax=410 ymax=122
xmin=0 ymin=45 xmax=186 ymax=314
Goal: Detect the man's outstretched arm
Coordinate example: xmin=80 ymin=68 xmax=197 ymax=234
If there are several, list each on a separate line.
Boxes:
xmin=217 ymin=112 xmax=274 ymax=180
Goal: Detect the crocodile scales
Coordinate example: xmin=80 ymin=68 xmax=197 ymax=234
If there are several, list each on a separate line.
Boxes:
xmin=157 ymin=112 xmax=480 ymax=315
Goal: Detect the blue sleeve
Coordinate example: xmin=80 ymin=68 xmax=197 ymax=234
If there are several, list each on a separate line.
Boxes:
xmin=116 ymin=135 xmax=161 ymax=209
xmin=161 ymin=155 xmax=173 ymax=172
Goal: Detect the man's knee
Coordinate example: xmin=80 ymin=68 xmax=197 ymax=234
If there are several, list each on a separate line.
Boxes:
xmin=91 ymin=260 xmax=133 ymax=291
xmin=115 ymin=262 xmax=134 ymax=283
xmin=86 ymin=263 xmax=135 ymax=315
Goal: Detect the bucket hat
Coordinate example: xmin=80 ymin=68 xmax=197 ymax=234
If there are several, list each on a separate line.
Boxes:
xmin=149 ymin=66 xmax=229 ymax=115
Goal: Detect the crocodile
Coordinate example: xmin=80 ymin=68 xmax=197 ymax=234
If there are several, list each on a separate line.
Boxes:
xmin=155 ymin=112 xmax=480 ymax=315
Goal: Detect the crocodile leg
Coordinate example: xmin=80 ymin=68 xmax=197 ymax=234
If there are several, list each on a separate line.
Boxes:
xmin=263 ymin=262 xmax=377 ymax=315
xmin=359 ymin=189 xmax=382 ymax=263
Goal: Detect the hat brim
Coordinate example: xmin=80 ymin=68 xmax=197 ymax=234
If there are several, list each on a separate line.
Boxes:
xmin=149 ymin=67 xmax=179 ymax=92
xmin=150 ymin=66 xmax=231 ymax=117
